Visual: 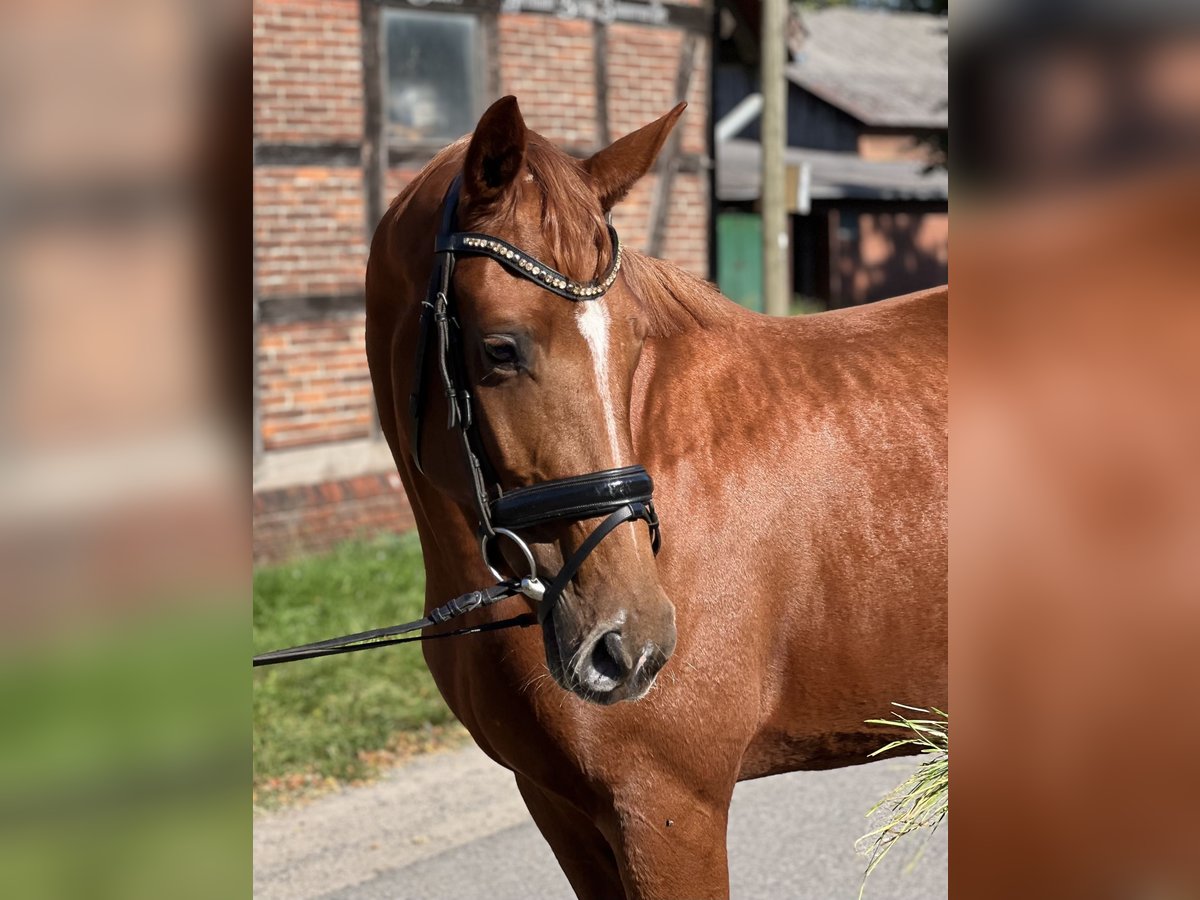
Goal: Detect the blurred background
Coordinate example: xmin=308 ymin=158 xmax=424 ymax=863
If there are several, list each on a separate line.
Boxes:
xmin=952 ymin=4 xmax=1200 ymax=898
xmin=1 ymin=1 xmax=248 ymax=897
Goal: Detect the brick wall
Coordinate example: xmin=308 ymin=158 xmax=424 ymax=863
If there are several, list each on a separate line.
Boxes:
xmin=253 ymin=0 xmax=362 ymax=143
xmin=490 ymin=15 xmax=712 ymax=277
xmin=254 ymin=0 xmax=713 ymax=564
xmin=254 ymin=166 xmax=366 ymax=298
xmin=257 ymin=317 xmax=374 ymax=451
xmin=254 ymin=473 xmax=416 ymax=564
xmin=498 ymin=15 xmax=597 ymax=148
xmin=660 ymin=172 xmax=710 ymax=276
xmin=607 ymin=24 xmax=708 ymax=158
xmin=603 ymin=172 xmax=706 ymax=278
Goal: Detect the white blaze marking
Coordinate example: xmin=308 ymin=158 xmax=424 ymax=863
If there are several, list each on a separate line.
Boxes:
xmin=576 ymin=301 xmax=623 ymax=465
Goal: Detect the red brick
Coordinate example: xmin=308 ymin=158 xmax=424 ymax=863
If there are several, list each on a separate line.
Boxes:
xmin=253 ymin=474 xmax=417 ymax=564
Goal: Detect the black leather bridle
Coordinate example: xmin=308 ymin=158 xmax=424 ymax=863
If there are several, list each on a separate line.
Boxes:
xmin=410 ymin=174 xmax=661 ymax=622
xmin=253 ymin=175 xmax=660 ymax=667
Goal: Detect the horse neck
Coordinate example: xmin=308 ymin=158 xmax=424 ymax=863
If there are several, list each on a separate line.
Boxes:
xmin=626 ymin=272 xmax=825 ymax=461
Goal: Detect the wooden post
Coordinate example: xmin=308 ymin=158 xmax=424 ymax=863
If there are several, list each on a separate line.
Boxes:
xmin=253 ymin=298 xmax=263 ymax=462
xmin=361 ymin=0 xmax=385 ymax=238
xmin=361 ymin=0 xmax=385 ymax=440
xmin=760 ymin=0 xmax=789 ymax=316
xmin=647 ymin=32 xmax=697 ymax=259
xmin=593 ymin=22 xmax=611 ymax=148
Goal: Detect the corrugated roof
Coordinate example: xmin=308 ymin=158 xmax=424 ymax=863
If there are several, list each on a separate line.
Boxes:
xmin=786 ymin=8 xmax=947 ymax=129
xmin=717 ymin=138 xmax=948 ymax=203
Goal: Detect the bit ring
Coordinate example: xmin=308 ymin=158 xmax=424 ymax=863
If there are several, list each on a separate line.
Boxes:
xmin=481 ymin=528 xmax=537 ymax=583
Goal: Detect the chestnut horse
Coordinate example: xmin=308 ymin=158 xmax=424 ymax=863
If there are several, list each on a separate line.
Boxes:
xmin=365 ymin=96 xmax=946 ymax=899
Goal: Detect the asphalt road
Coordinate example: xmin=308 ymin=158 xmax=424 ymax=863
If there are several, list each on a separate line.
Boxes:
xmin=254 ymin=743 xmax=946 ymax=900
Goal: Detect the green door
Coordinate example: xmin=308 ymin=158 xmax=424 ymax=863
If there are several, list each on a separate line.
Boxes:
xmin=717 ymin=212 xmax=763 ymax=313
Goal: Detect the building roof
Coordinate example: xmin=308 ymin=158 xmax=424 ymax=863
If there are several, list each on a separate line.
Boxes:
xmin=716 ymin=138 xmax=948 ymax=203
xmin=787 ymin=7 xmax=947 ymax=129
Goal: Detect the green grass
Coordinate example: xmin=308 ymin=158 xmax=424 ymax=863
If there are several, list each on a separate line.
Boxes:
xmin=856 ymin=704 xmax=949 ymax=898
xmin=253 ymin=533 xmax=462 ymax=806
xmin=0 ymin=606 xmax=247 ymax=898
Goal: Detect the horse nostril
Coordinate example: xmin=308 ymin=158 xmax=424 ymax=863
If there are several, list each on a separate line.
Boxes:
xmin=638 ymin=647 xmax=666 ymax=682
xmin=591 ymin=630 xmax=631 ymax=681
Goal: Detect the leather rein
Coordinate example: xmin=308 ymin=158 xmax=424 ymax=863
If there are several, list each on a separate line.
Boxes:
xmin=253 ymin=175 xmax=660 ymax=667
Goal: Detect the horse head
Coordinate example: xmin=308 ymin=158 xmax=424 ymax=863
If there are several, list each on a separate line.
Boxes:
xmin=387 ymin=96 xmax=687 ymax=704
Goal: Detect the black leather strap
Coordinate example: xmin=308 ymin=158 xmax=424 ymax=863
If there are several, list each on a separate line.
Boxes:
xmin=409 ymin=175 xmax=466 ymax=473
xmin=492 ymin=465 xmax=654 ymax=530
xmin=253 ymin=579 xmax=524 ymax=667
xmin=538 ymin=502 xmax=658 ymax=624
xmin=408 ymin=176 xmax=463 ymax=473
xmin=435 ymin=226 xmax=621 ymax=302
xmin=407 ymin=286 xmax=438 ymax=473
xmin=251 ymin=614 xmax=538 ymax=666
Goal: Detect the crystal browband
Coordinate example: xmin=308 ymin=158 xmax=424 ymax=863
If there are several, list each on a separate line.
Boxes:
xmin=435 ymin=226 xmax=623 ymax=302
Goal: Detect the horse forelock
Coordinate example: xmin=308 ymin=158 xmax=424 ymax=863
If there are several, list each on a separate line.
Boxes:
xmin=470 ymin=134 xmax=612 ymax=284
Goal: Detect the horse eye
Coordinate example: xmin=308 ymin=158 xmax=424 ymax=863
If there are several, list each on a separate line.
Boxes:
xmin=483 ymin=336 xmax=520 ymax=368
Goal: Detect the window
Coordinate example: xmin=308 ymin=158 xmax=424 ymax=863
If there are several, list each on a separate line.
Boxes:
xmin=384 ymin=10 xmax=481 ymax=145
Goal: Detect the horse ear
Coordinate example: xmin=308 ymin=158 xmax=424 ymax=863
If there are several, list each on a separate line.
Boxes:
xmin=463 ymin=96 xmax=528 ymax=204
xmin=584 ymin=103 xmax=687 ymax=211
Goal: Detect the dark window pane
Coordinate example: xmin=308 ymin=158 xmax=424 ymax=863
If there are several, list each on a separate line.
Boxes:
xmin=385 ymin=11 xmax=479 ymax=144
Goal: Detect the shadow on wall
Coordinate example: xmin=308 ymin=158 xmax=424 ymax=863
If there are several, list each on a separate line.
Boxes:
xmin=833 ymin=209 xmax=948 ymax=306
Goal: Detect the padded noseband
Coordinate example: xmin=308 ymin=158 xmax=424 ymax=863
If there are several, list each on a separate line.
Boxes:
xmin=493 ymin=465 xmax=655 ymax=534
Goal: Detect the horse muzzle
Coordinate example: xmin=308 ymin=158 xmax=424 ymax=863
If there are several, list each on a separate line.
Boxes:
xmin=543 ymin=587 xmax=677 ymax=705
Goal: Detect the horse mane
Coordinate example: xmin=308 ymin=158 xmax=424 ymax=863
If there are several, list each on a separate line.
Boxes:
xmin=620 ymin=250 xmax=734 ymax=338
xmin=396 ymin=133 xmax=735 ymax=338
